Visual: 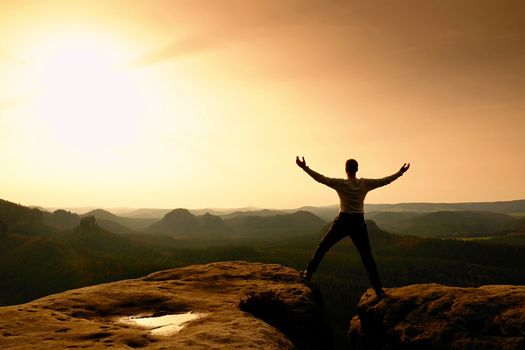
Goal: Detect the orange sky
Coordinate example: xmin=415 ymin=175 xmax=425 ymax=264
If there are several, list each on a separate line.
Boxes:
xmin=1 ymin=0 xmax=524 ymax=209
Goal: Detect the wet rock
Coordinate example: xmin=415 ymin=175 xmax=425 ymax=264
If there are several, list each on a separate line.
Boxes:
xmin=0 ymin=261 xmax=332 ymax=349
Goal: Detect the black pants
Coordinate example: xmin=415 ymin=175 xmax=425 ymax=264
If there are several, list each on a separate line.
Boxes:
xmin=305 ymin=212 xmax=383 ymax=292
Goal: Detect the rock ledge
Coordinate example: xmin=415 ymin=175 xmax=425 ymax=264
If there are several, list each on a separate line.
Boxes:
xmin=349 ymin=283 xmax=525 ymax=350
xmin=0 ymin=261 xmax=331 ymax=349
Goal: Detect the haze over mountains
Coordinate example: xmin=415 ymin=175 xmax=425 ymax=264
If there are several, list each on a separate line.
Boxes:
xmin=33 ymin=199 xmax=525 ymax=239
xmin=2 ymin=197 xmax=525 ymax=348
xmin=44 ymin=199 xmax=525 ymax=219
xmin=34 ymin=205 xmax=328 ymax=241
xmin=366 ymin=210 xmax=525 ymax=237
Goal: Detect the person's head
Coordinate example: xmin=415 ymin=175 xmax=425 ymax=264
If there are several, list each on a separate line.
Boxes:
xmin=345 ymin=159 xmax=358 ymax=176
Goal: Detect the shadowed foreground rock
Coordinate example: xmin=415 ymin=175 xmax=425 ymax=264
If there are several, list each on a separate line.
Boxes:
xmin=349 ymin=283 xmax=525 ymax=350
xmin=0 ymin=261 xmax=332 ymax=349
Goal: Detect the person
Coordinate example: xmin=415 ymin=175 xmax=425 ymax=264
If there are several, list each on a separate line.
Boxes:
xmin=295 ymin=156 xmax=410 ymax=300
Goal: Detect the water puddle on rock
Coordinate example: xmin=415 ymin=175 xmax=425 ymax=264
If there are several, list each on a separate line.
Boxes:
xmin=119 ymin=312 xmax=206 ymax=336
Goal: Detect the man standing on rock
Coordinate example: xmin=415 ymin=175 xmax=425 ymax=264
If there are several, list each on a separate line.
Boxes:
xmin=296 ymin=156 xmax=410 ymax=299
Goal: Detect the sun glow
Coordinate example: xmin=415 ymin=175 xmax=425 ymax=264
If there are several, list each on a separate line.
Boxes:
xmin=23 ymin=31 xmax=145 ymax=152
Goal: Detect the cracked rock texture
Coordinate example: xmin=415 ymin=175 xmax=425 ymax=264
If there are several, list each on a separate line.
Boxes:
xmin=0 ymin=261 xmax=332 ymax=349
xmin=349 ymin=283 xmax=525 ymax=350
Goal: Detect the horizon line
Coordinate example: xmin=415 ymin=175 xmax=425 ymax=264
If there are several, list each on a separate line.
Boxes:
xmin=13 ymin=197 xmax=525 ymax=215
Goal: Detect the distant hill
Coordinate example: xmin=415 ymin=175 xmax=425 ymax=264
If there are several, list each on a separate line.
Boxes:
xmin=480 ymin=217 xmax=525 ymax=245
xmin=289 ymin=200 xmax=525 ymax=221
xmin=144 ymin=209 xmax=327 ymax=241
xmin=9 ymin=198 xmax=525 ymax=240
xmin=0 ymin=214 xmax=163 ymax=305
xmin=146 ymin=209 xmax=228 ymax=237
xmin=296 ymin=205 xmax=339 ymax=221
xmin=82 ymin=209 xmax=122 ymax=221
xmin=221 ymin=209 xmax=288 ymax=220
xmin=83 ymin=209 xmax=156 ymax=231
xmin=38 ymin=199 xmax=525 ymax=225
xmin=63 ymin=216 xmax=136 ymax=252
xmin=3 ymin=194 xmax=525 ymax=339
xmin=41 ymin=209 xmax=134 ymax=234
xmin=515 ymin=217 xmax=525 ymax=231
xmin=124 ymin=207 xmax=297 ymax=219
xmin=224 ymin=210 xmax=326 ymax=238
xmin=96 ymin=219 xmax=134 ymax=235
xmin=376 ymin=211 xmax=519 ymax=237
xmin=364 ymin=199 xmax=525 ymax=214
xmin=224 ymin=210 xmax=327 ymax=239
xmin=189 ymin=207 xmax=255 ymax=216
xmin=0 ymin=199 xmax=44 ymax=230
xmin=42 ymin=209 xmax=79 ymax=230
xmin=366 ymin=211 xmax=424 ymax=228
xmin=0 ymin=232 xmax=82 ymax=304
xmin=114 ymin=208 xmax=173 ymax=219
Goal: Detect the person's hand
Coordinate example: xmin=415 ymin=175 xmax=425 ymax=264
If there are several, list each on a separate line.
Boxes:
xmin=296 ymin=156 xmax=307 ymax=169
xmin=399 ymin=163 xmax=410 ymax=174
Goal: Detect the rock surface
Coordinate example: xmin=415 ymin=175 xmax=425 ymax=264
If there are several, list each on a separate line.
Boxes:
xmin=0 ymin=261 xmax=331 ymax=349
xmin=349 ymin=283 xmax=525 ymax=350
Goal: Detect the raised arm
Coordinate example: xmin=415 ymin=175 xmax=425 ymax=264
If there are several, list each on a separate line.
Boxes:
xmin=295 ymin=156 xmax=307 ymax=170
xmin=364 ymin=163 xmax=410 ymax=190
xmin=296 ymin=156 xmax=340 ymax=188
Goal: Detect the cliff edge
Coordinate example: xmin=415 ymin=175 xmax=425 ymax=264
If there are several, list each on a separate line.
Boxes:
xmin=0 ymin=261 xmax=332 ymax=349
xmin=349 ymin=283 xmax=525 ymax=350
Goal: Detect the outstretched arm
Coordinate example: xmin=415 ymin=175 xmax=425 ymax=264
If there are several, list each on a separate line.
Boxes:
xmin=296 ymin=156 xmax=307 ymax=170
xmin=365 ymin=162 xmax=410 ymax=190
xmin=296 ymin=156 xmax=340 ymax=188
xmin=399 ymin=163 xmax=410 ymax=174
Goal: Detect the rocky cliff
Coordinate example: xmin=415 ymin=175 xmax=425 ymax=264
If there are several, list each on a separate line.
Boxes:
xmin=0 ymin=261 xmax=332 ymax=349
xmin=349 ymin=283 xmax=525 ymax=350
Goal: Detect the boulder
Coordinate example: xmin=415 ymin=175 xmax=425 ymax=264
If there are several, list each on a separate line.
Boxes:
xmin=349 ymin=283 xmax=525 ymax=350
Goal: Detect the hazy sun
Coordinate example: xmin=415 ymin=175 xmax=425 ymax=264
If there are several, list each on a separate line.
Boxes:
xmin=23 ymin=31 xmax=145 ymax=151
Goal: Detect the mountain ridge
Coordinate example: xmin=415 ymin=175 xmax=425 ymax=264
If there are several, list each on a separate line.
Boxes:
xmin=37 ymin=198 xmax=525 ymax=221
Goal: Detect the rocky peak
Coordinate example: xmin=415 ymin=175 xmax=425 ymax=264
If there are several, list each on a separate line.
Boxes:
xmin=79 ymin=215 xmax=97 ymax=229
xmin=349 ymin=283 xmax=525 ymax=350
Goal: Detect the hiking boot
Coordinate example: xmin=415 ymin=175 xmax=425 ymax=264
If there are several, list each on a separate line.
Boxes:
xmin=375 ymin=289 xmax=386 ymax=300
xmin=299 ymin=270 xmax=311 ymax=281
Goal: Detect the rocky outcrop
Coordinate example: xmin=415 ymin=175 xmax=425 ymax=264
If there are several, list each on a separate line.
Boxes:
xmin=349 ymin=284 xmax=525 ymax=350
xmin=0 ymin=261 xmax=332 ymax=349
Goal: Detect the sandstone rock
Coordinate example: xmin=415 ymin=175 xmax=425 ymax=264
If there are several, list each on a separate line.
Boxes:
xmin=349 ymin=283 xmax=525 ymax=350
xmin=0 ymin=261 xmax=331 ymax=349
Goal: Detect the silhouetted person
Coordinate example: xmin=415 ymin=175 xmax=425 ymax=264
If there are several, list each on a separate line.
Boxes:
xmin=296 ymin=156 xmax=410 ymax=299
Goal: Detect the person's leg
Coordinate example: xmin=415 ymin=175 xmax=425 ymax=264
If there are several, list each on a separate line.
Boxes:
xmin=302 ymin=216 xmax=347 ymax=280
xmin=349 ymin=216 xmax=384 ymax=298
